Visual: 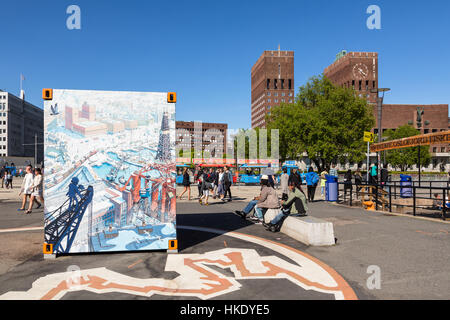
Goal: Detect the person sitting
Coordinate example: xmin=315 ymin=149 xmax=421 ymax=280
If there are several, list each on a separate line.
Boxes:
xmin=234 ymin=175 xmax=279 ymax=223
xmin=263 ymin=180 xmax=308 ymax=233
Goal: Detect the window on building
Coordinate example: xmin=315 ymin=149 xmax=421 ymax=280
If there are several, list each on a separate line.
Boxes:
xmin=281 ymin=79 xmax=285 ymax=89
xmin=274 ymin=79 xmax=278 ymax=89
xmin=288 ymin=79 xmax=292 ymax=90
xmin=432 ymin=129 xmax=438 ymax=133
xmin=274 ymin=99 xmax=278 ymax=103
xmin=267 ymin=79 xmax=270 ymax=90
xmin=267 ymin=99 xmax=271 ymax=103
xmin=282 ymin=92 xmax=285 ymax=97
xmin=352 ymin=80 xmax=355 ymax=89
xmin=424 ymin=129 xmax=429 ymax=134
xmin=274 ymin=92 xmax=278 ymax=97
xmin=366 ymin=80 xmax=369 ymax=91
xmin=358 ymin=80 xmax=362 ymax=91
xmin=433 ymin=147 xmax=437 ymax=153
xmin=267 ymin=92 xmax=271 ymax=96
xmin=373 ymin=81 xmax=376 ymax=89
xmin=441 ymin=147 xmax=446 ymax=153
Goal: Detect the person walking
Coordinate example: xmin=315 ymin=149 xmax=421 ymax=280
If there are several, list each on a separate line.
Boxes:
xmin=263 ymin=163 xmax=275 ymax=188
xmin=343 ymin=169 xmax=353 ymax=197
xmin=18 ymin=165 xmax=34 ymax=212
xmin=234 ymin=175 xmax=279 ymax=223
xmin=217 ymin=167 xmax=225 ymax=199
xmin=199 ymin=169 xmax=213 ymax=205
xmin=288 ymin=168 xmax=302 ymax=186
xmin=195 ymin=167 xmax=204 ymax=199
xmin=354 ymin=169 xmax=363 ymax=198
xmin=320 ymin=169 xmax=328 ymax=199
xmin=329 ymin=164 xmax=338 ymax=178
xmin=280 ymin=168 xmax=289 ymax=201
xmin=370 ymin=164 xmax=378 ymax=185
xmin=0 ymin=165 xmax=6 ymax=188
xmin=178 ymin=168 xmax=191 ymax=200
xmin=305 ymin=167 xmax=319 ymax=203
xmin=26 ymin=167 xmax=44 ymax=214
xmin=222 ymin=166 xmax=233 ymax=202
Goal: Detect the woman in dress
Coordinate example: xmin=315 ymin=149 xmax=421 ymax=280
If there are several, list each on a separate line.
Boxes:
xmin=178 ymin=168 xmax=191 ymax=200
xmin=26 ymin=167 xmax=44 ymax=214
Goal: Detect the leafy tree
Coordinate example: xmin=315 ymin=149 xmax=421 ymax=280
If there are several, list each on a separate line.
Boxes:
xmin=266 ymin=75 xmax=375 ymax=172
xmin=383 ymin=125 xmax=431 ymax=171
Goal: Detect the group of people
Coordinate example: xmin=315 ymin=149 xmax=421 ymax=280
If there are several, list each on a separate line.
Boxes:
xmin=234 ymin=174 xmax=309 ymax=233
xmin=17 ymin=165 xmax=44 ymax=214
xmin=1 ymin=163 xmax=15 ymax=189
xmin=280 ymin=167 xmax=320 ymax=202
xmin=177 ymin=166 xmax=234 ymax=205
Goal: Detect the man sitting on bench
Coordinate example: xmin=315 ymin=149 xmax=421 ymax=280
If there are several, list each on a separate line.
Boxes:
xmin=263 ymin=180 xmax=308 ymax=233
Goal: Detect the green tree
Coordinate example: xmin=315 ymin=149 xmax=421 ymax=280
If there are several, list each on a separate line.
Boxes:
xmin=383 ymin=125 xmax=431 ymax=171
xmin=266 ymin=75 xmax=375 ymax=172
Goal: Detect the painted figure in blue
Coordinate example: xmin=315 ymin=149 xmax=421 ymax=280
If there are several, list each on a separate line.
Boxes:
xmin=67 ymin=177 xmax=84 ymax=211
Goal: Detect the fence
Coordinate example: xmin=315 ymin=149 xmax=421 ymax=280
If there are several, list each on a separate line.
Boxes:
xmin=336 ymin=180 xmax=449 ymax=221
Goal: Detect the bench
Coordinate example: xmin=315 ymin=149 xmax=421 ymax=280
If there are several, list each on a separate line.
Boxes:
xmin=264 ymin=209 xmax=335 ymax=246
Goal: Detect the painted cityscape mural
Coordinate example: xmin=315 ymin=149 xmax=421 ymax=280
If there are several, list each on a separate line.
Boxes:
xmin=43 ymin=89 xmax=176 ymax=254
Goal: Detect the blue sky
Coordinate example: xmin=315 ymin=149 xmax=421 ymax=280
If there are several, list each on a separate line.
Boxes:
xmin=1 ymin=0 xmax=449 ymax=129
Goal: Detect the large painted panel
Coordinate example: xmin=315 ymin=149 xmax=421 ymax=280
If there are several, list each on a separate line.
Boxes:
xmin=43 ymin=89 xmax=176 ymax=254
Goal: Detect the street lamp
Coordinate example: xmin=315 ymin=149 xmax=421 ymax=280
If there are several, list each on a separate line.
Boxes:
xmin=371 ymin=87 xmax=390 ymax=183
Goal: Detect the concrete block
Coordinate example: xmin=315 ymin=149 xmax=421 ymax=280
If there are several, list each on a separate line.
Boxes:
xmin=264 ymin=209 xmax=335 ymax=246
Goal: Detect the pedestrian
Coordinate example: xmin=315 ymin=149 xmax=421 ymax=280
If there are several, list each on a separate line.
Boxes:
xmin=320 ymin=169 xmax=328 ymax=198
xmin=354 ymin=169 xmax=363 ymax=198
xmin=178 ymin=168 xmax=191 ymax=200
xmin=195 ymin=166 xmax=204 ymax=199
xmin=280 ymin=168 xmax=289 ymax=201
xmin=26 ymin=167 xmax=44 ymax=214
xmin=370 ymin=164 xmax=378 ymax=185
xmin=329 ymin=164 xmax=338 ymax=178
xmin=381 ymin=165 xmax=389 ymax=191
xmin=7 ymin=168 xmax=13 ymax=189
xmin=199 ymin=169 xmax=214 ymax=205
xmin=288 ymin=168 xmax=301 ymax=186
xmin=0 ymin=165 xmax=6 ymax=188
xmin=263 ymin=180 xmax=308 ymax=232
xmin=344 ymin=169 xmax=352 ymax=197
xmin=18 ymin=165 xmax=34 ymax=212
xmin=263 ymin=163 xmax=275 ymax=188
xmin=212 ymin=168 xmax=219 ymax=199
xmin=222 ymin=166 xmax=233 ymax=202
xmin=217 ymin=167 xmax=225 ymax=199
xmin=305 ymin=167 xmax=319 ymax=202
xmin=234 ymin=175 xmax=279 ymax=223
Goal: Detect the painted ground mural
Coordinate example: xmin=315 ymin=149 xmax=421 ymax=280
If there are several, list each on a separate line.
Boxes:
xmin=43 ymin=90 xmax=176 ymax=254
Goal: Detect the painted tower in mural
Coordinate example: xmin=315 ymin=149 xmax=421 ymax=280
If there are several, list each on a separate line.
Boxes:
xmin=156 ymin=112 xmax=171 ymax=162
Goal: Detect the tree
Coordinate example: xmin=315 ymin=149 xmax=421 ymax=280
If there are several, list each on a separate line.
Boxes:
xmin=383 ymin=125 xmax=431 ymax=171
xmin=266 ymin=75 xmax=375 ymax=172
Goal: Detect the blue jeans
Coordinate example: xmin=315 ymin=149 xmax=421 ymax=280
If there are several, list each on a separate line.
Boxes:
xmin=242 ymin=200 xmax=264 ymax=219
xmin=270 ymin=210 xmax=288 ymax=225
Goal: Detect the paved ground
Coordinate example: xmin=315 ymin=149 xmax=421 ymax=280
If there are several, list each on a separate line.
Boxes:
xmin=0 ymin=185 xmax=449 ymax=300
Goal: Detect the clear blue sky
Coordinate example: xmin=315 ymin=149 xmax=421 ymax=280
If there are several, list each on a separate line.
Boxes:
xmin=1 ymin=0 xmax=449 ymax=129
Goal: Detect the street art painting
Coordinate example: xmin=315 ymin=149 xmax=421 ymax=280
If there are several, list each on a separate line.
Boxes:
xmin=43 ymin=89 xmax=176 ymax=254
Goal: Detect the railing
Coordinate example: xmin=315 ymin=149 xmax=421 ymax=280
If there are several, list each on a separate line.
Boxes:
xmin=336 ymin=180 xmax=449 ymax=221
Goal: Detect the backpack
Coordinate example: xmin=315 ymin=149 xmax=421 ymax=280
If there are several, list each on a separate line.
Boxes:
xmin=224 ymin=172 xmax=230 ymax=184
xmin=311 ymin=173 xmax=319 ymax=186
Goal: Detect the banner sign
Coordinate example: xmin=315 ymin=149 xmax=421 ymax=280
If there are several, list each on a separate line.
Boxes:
xmin=370 ymin=130 xmax=450 ymax=152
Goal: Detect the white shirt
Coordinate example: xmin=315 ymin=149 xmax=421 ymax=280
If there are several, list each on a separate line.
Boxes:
xmin=22 ymin=172 xmax=34 ymax=194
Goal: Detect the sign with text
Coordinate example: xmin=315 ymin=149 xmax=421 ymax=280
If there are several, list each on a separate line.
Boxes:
xmin=370 ymin=131 xmax=450 ymax=152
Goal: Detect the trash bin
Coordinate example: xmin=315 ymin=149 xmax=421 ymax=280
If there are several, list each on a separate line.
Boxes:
xmin=325 ymin=175 xmax=338 ymax=202
xmin=400 ymin=174 xmax=412 ymax=198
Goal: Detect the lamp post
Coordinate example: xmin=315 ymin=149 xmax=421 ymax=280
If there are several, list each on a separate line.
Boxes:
xmin=416 ymin=107 xmax=425 ymax=187
xmin=371 ymin=88 xmax=390 ymax=184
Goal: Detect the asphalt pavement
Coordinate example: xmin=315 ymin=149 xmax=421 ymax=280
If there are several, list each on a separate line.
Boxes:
xmin=0 ymin=192 xmax=449 ymax=300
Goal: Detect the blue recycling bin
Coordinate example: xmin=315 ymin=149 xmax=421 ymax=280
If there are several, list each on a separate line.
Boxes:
xmin=400 ymin=174 xmax=412 ymax=198
xmin=325 ymin=175 xmax=338 ymax=202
